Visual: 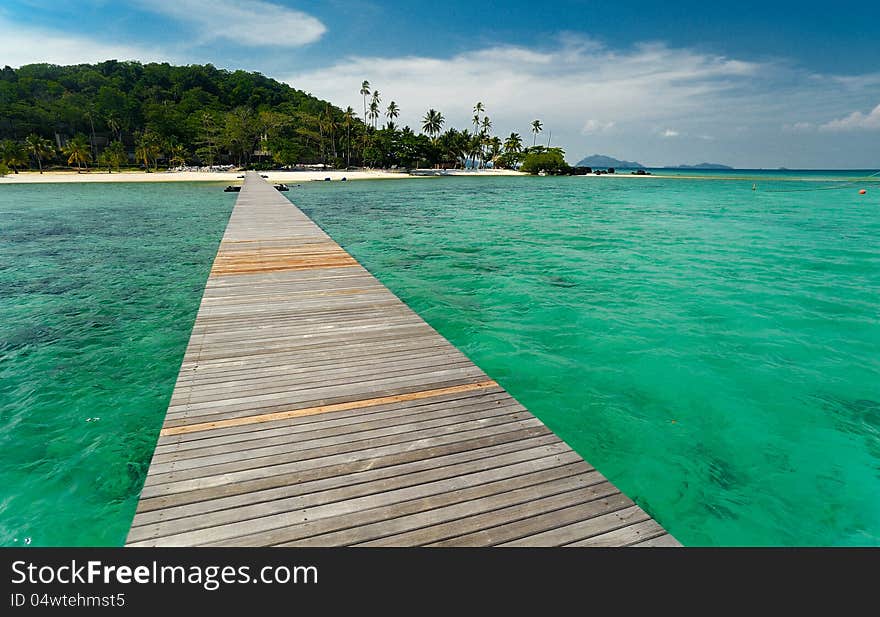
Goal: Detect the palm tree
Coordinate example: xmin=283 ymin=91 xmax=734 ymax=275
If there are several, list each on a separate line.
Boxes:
xmin=342 ymin=106 xmax=356 ymax=167
xmin=473 ymin=102 xmax=485 ymax=133
xmin=454 ymin=129 xmax=475 ymax=166
xmin=488 ymin=136 xmax=503 ymax=167
xmin=24 ymin=135 xmax=54 ymax=174
xmin=478 ymin=116 xmax=493 ymax=169
xmin=134 ymin=131 xmax=161 ymax=172
xmin=105 ymin=114 xmax=122 ymax=142
xmin=369 ymin=91 xmax=381 ymax=128
xmin=360 ymin=81 xmax=371 ymax=127
xmin=471 ymin=131 xmax=486 ymax=171
xmin=314 ymin=105 xmax=338 ymax=160
xmin=0 ymin=140 xmax=27 ymax=173
xmin=134 ymin=142 xmax=150 ymax=171
xmin=421 ymin=109 xmax=445 ymax=141
xmin=102 ymin=140 xmax=127 ymax=172
xmin=386 ymin=101 xmax=399 ymax=127
xmin=472 ymin=102 xmax=485 ymax=165
xmin=531 ymin=120 xmax=543 ymax=147
xmin=368 ymin=100 xmax=380 ymax=130
xmin=63 ymin=135 xmax=91 ymax=172
xmin=504 ymin=132 xmax=523 ymax=154
xmin=169 ymin=143 xmax=188 ymax=167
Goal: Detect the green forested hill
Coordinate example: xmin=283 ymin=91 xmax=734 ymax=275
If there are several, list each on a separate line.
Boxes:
xmin=0 ymin=61 xmax=357 ymax=168
xmin=0 ymin=61 xmax=548 ymax=172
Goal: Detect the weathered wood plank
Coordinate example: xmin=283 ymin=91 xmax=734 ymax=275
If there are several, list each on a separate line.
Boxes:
xmin=137 ymin=428 xmax=556 ymax=512
xmin=632 ymin=534 xmax=684 ymax=547
xmin=134 ymin=435 xmax=563 ymax=524
xmin=128 ymin=443 xmax=579 ymax=543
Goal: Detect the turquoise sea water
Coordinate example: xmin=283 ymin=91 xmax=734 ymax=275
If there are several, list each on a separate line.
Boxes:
xmin=1 ymin=172 xmax=878 ymax=545
xmin=0 ymin=183 xmax=234 ymax=546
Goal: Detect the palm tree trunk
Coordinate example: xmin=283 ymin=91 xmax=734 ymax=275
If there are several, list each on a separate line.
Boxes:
xmin=37 ymin=156 xmax=42 ymax=174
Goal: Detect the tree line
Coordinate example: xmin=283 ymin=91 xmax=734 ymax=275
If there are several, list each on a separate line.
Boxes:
xmin=0 ymin=61 xmax=567 ymax=175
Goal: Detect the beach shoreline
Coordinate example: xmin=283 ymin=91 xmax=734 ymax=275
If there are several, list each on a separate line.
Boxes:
xmin=0 ymin=168 xmax=522 ymax=184
xmin=0 ymin=168 xmax=675 ymax=184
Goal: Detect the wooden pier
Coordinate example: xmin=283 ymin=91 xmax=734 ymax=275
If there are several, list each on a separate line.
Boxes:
xmin=126 ymin=173 xmax=679 ymax=547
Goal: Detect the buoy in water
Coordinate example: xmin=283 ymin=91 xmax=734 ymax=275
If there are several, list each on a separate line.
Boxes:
xmin=859 ymin=189 xmax=867 ymax=195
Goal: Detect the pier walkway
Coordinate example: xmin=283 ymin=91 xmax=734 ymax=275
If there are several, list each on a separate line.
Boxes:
xmin=126 ymin=173 xmax=679 ymax=547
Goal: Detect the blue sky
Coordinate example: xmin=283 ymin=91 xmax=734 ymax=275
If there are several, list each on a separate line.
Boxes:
xmin=2 ymin=0 xmax=879 ymax=168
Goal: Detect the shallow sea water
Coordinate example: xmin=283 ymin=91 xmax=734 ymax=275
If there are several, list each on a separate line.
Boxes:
xmin=0 ymin=182 xmax=234 ymax=546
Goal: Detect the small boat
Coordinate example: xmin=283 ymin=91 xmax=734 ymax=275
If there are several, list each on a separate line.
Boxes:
xmin=261 ymin=174 xmax=269 ymax=179
xmin=224 ymin=185 xmax=241 ymax=192
xmin=274 ymin=184 xmax=289 ymax=192
xmin=341 ymin=177 xmax=347 ymax=182
xmin=538 ymin=171 xmax=547 ymax=177
xmin=324 ymin=177 xmax=332 ymax=181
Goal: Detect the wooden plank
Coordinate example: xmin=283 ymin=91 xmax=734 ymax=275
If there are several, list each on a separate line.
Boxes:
xmin=632 ymin=534 xmax=684 ymax=547
xmin=347 ymin=476 xmax=615 ymax=547
xmin=161 ymin=380 xmax=499 ymax=436
xmin=219 ymin=463 xmax=595 ymax=547
xmin=147 ymin=404 xmax=530 ymax=474
xmin=129 ymin=447 xmax=583 ymax=546
xmin=565 ymin=519 xmax=668 ymax=547
xmin=137 ymin=421 xmax=552 ymax=500
xmin=127 ymin=443 xmax=579 ymax=543
xmin=137 ymin=428 xmax=556 ymax=512
xmin=498 ymin=505 xmax=651 ymax=547
xmin=152 ymin=398 xmax=523 ymax=464
xmin=126 ymin=172 xmax=678 ymax=547
xmin=133 ymin=435 xmax=563 ymax=525
xmin=430 ymin=494 xmax=635 ymax=547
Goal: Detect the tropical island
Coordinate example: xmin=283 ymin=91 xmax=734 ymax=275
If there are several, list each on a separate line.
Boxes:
xmin=0 ymin=61 xmax=578 ymax=178
xmin=665 ymin=162 xmax=734 ymax=170
xmin=576 ymin=154 xmax=645 ymax=169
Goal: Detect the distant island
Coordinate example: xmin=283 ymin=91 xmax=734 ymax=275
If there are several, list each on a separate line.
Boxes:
xmin=665 ymin=162 xmax=734 ymax=170
xmin=575 ymin=154 xmax=645 ymax=169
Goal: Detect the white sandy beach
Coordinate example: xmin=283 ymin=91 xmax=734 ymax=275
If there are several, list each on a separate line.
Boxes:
xmin=0 ymin=168 xmax=527 ymax=184
xmin=0 ymin=167 xmax=673 ymax=184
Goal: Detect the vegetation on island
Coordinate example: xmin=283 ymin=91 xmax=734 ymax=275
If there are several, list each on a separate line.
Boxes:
xmin=0 ymin=61 xmax=566 ymax=174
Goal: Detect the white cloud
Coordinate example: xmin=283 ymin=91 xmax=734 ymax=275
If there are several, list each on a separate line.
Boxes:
xmin=287 ymin=39 xmax=764 ymax=155
xmin=0 ymin=17 xmax=167 ymax=67
xmin=136 ymin=0 xmax=326 ymax=47
xmin=782 ymin=122 xmax=814 ymax=132
xmin=819 ymin=103 xmax=880 ymax=131
xmin=287 ymin=39 xmax=880 ymax=166
xmin=582 ymin=119 xmax=616 ymax=134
